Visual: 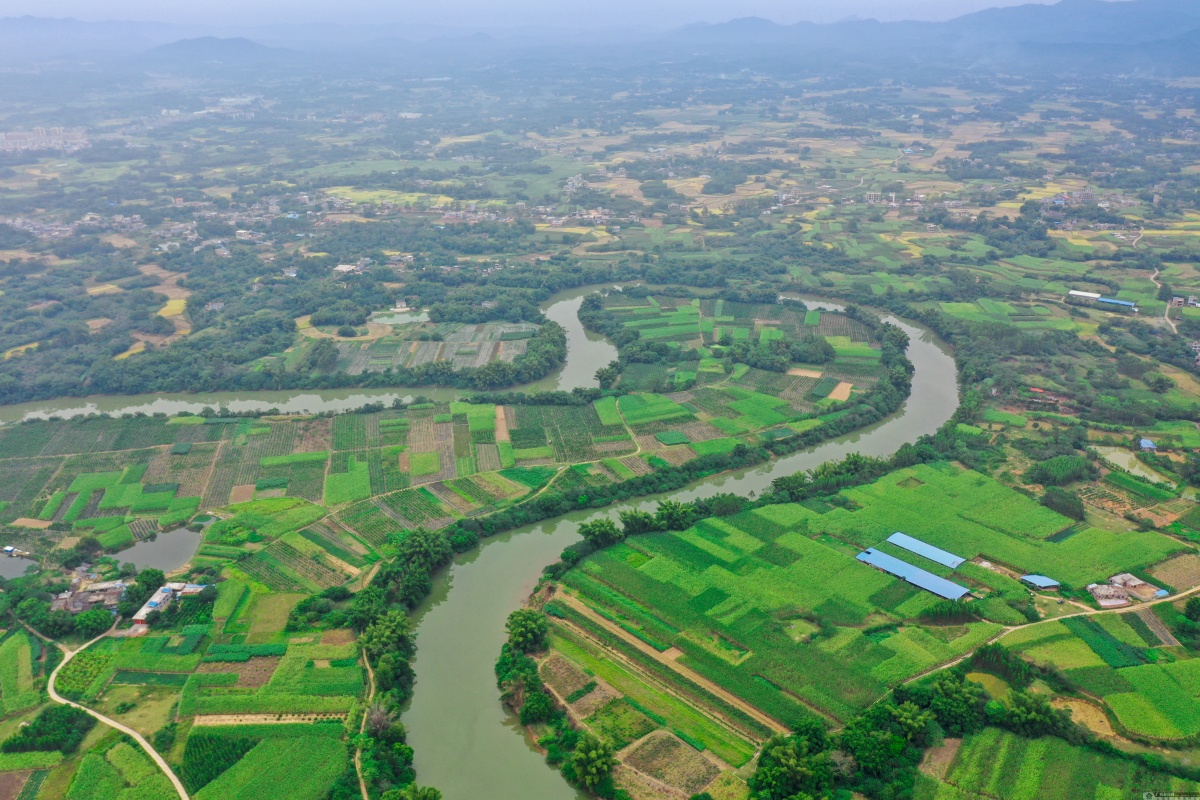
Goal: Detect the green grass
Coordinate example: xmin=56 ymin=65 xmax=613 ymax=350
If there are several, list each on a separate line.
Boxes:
xmin=193 ymin=735 xmax=346 ymax=800
xmin=0 ymin=632 xmax=39 ymax=714
xmin=981 ymin=408 xmax=1028 ymax=427
xmin=410 ymin=452 xmax=441 ymax=476
xmin=559 ymin=463 xmax=1183 ymax=726
xmin=617 ymin=393 xmax=691 ymax=426
xmin=260 ymin=451 xmax=329 ymax=467
xmin=323 ymin=454 xmax=370 ymax=505
xmin=602 ymin=458 xmax=637 ymax=480
xmin=1104 ymin=471 xmax=1175 ymax=500
xmin=689 ymin=438 xmax=741 ymax=456
xmin=593 ymin=396 xmax=623 ymax=427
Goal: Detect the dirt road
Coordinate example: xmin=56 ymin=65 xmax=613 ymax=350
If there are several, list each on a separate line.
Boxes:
xmin=557 ymin=592 xmax=789 ymax=734
xmin=47 ymin=630 xmax=190 ymax=800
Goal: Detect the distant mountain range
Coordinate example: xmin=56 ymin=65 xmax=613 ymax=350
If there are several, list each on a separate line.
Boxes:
xmin=0 ymin=0 xmax=1198 ymax=73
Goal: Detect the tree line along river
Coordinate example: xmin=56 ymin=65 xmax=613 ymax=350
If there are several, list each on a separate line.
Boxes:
xmin=401 ymin=299 xmax=960 ymax=800
xmin=1 ymin=287 xmax=959 ymax=799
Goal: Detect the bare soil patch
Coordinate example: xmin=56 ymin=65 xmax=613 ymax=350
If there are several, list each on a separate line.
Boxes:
xmin=321 ymin=628 xmax=355 ymax=645
xmin=297 ymin=417 xmax=333 ymax=452
xmin=1052 ymin=698 xmax=1115 ymax=737
xmin=0 ymin=771 xmax=29 ymax=800
xmin=540 ymin=654 xmax=591 ymax=698
xmin=623 ymin=731 xmax=720 ymax=795
xmin=919 ymin=737 xmax=961 ymax=780
xmin=192 ymin=712 xmax=347 ymax=726
xmin=1151 ymin=553 xmax=1200 ymax=590
xmin=86 ymin=317 xmax=114 ymax=331
xmin=494 ymin=405 xmax=510 ymax=443
xmin=10 ymin=518 xmax=51 ymax=529
xmin=573 ymin=683 xmax=617 ymax=718
xmin=827 ymin=381 xmax=854 ymax=402
xmin=198 ymin=656 xmax=281 ymax=688
xmin=229 ymin=484 xmax=256 ymax=504
xmin=613 ymin=764 xmax=685 ymax=800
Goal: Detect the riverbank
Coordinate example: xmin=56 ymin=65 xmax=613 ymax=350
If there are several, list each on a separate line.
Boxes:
xmin=403 ymin=313 xmax=959 ymax=800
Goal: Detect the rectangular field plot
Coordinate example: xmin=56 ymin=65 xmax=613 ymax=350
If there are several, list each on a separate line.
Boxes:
xmin=335 ymin=321 xmax=539 ymax=374
xmin=558 ymin=463 xmax=1185 ymax=726
xmin=183 ymin=642 xmax=362 ymax=718
xmin=929 ymin=727 xmax=1200 ymax=800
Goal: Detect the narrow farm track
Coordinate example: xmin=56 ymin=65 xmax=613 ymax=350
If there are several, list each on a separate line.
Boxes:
xmin=355 ymin=652 xmax=377 ymax=800
xmin=1149 ymin=266 xmax=1179 ymax=333
xmin=903 ymin=578 xmax=1200 ymax=688
xmin=43 ymin=627 xmax=190 ymax=800
xmin=553 ymin=613 xmax=766 ymax=749
xmin=556 ymin=592 xmax=790 ymax=735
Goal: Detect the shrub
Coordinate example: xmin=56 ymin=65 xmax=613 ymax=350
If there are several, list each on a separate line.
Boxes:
xmin=1 ymin=705 xmax=95 ymax=754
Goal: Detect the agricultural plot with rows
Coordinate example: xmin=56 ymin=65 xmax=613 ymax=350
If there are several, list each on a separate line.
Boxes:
xmin=330 ymin=320 xmax=540 ymax=375
xmin=547 ymin=462 xmax=1190 ymax=740
xmin=916 ymin=726 xmax=1200 ymax=800
xmin=1001 ymin=605 xmax=1200 ymax=742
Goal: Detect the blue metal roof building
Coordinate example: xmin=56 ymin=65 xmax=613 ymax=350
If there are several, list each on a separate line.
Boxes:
xmin=1020 ymin=575 xmax=1060 ymax=589
xmin=856 ymin=549 xmax=971 ymax=600
xmin=1097 ymin=297 xmax=1137 ymax=308
xmin=886 ymin=532 xmax=965 ymax=568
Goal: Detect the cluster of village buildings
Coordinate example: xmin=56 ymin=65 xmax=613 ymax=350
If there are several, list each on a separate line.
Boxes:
xmin=49 ymin=565 xmax=208 ymax=629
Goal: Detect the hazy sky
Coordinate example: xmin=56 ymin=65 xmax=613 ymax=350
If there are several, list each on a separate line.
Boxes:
xmin=4 ymin=0 xmax=1058 ymax=28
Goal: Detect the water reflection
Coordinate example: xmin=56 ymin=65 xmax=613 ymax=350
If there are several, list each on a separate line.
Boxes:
xmin=114 ymin=528 xmax=201 ymax=572
xmin=0 ymin=557 xmax=38 ymax=579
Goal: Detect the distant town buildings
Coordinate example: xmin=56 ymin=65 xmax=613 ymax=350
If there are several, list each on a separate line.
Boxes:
xmin=0 ymin=128 xmax=88 ymax=153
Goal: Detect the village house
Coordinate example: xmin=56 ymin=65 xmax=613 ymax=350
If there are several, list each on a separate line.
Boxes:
xmin=1087 ymin=583 xmax=1130 ymax=608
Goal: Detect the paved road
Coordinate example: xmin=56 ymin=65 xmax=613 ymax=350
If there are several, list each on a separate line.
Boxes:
xmin=46 ymin=631 xmax=190 ymax=800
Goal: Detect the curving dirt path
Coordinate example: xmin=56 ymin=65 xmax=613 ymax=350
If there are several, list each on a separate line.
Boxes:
xmin=46 ymin=629 xmax=190 ymax=800
xmin=1149 ymin=266 xmax=1178 ymax=334
xmin=355 ymin=652 xmax=377 ymax=800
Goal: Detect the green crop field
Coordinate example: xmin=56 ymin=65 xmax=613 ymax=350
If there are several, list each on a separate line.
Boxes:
xmin=0 ymin=632 xmax=39 ymax=714
xmin=1010 ymin=618 xmax=1200 ymax=740
xmin=923 ymin=726 xmax=1200 ymax=800
xmin=181 ymin=642 xmax=361 ymax=716
xmin=556 ymin=462 xmax=1186 ymax=728
xmin=193 ymin=734 xmax=346 ymax=800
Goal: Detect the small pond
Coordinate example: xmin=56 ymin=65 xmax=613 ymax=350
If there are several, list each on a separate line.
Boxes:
xmin=114 ymin=528 xmax=201 ymax=572
xmin=370 ymin=310 xmax=430 ymax=325
xmin=0 ymin=557 xmax=38 ymax=579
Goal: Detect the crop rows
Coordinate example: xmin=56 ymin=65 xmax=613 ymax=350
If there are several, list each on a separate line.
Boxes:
xmin=1061 ymin=617 xmax=1147 ymax=668
xmin=337 ymin=502 xmax=402 ymax=547
xmin=193 ymin=735 xmax=347 ymax=800
xmin=333 ymin=415 xmax=368 ymax=450
xmin=238 ymin=554 xmax=308 ymax=592
xmin=56 ymin=651 xmax=114 ymax=699
xmin=202 ymin=442 xmax=240 ymax=507
xmin=299 ymin=524 xmax=367 ymax=567
xmin=268 ymin=542 xmax=345 ymax=589
xmin=378 ymin=487 xmax=450 ymax=524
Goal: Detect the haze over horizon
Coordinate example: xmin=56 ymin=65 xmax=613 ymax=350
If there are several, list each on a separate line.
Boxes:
xmin=1 ymin=0 xmax=1067 ymax=29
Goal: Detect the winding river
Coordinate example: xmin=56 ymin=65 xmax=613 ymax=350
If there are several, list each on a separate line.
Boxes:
xmin=0 ymin=286 xmax=958 ymax=798
xmin=403 ymin=303 xmax=960 ymax=800
xmin=0 ymin=285 xmax=618 ymax=423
